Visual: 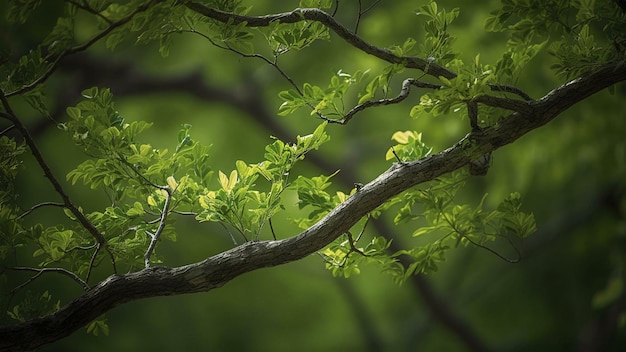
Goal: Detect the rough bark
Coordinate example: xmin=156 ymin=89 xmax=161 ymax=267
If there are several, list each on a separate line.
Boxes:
xmin=1 ymin=60 xmax=624 ymax=351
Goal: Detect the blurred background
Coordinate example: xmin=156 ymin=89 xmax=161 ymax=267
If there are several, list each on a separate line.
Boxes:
xmin=1 ymin=0 xmax=625 ymax=350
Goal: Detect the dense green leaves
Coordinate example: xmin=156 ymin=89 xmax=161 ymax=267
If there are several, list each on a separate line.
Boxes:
xmin=415 ymin=1 xmax=459 ymax=65
xmin=321 ymin=232 xmax=398 ymax=279
xmin=278 ymin=70 xmax=367 ymax=118
xmin=382 ymin=172 xmax=535 ymax=279
xmin=485 ymin=0 xmax=626 ymax=79
xmin=197 ymin=122 xmax=330 ymax=240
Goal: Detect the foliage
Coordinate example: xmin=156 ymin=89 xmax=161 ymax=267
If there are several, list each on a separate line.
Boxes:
xmin=0 ymin=0 xmax=625 ymax=350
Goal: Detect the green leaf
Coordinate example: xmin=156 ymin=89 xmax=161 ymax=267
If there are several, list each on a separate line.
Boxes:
xmin=218 ymin=170 xmax=238 ymax=192
xmin=126 ymin=202 xmax=145 ymax=217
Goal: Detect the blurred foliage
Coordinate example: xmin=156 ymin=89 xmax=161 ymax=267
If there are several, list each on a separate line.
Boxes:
xmin=1 ymin=0 xmax=625 ymax=351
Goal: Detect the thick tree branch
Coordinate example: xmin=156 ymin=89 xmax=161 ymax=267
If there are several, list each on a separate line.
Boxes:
xmin=183 ymin=2 xmax=457 ymax=79
xmin=472 ymin=95 xmax=533 ymax=114
xmin=1 ymin=60 xmax=623 ymax=351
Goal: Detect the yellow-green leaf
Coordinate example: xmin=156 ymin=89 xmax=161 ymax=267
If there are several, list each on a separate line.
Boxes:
xmin=166 ymin=176 xmax=178 ymax=190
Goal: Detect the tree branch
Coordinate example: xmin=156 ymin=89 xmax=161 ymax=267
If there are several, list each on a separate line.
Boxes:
xmin=2 ymin=60 xmax=623 ymax=351
xmin=184 ymin=2 xmax=457 ymax=79
xmin=17 ymin=202 xmax=65 ymax=219
xmin=144 ymin=188 xmax=173 ymax=268
xmin=333 ymin=78 xmax=442 ymax=124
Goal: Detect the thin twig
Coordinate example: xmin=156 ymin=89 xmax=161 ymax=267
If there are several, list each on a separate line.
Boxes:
xmin=355 ymin=0 xmax=382 ymax=34
xmin=66 ymin=243 xmax=98 ymax=252
xmin=346 ymin=232 xmax=367 ymax=256
xmin=219 ymin=222 xmax=240 ymax=245
xmin=17 ymin=202 xmax=65 ymax=219
xmin=269 ymin=218 xmax=277 ymax=240
xmin=85 ymin=243 xmax=101 ymax=283
xmin=9 ymin=266 xmax=90 ymax=291
xmin=488 ymin=83 xmax=533 ymax=101
xmin=0 ymin=124 xmax=15 ymax=135
xmin=172 ymin=210 xmax=197 ymax=216
xmin=355 ymin=0 xmax=363 ymax=33
xmin=391 ymin=146 xmax=405 ymax=164
xmin=331 ymin=0 xmax=340 ymax=16
xmin=117 ymin=155 xmax=168 ymax=190
xmin=144 ymin=188 xmax=173 ymax=268
xmin=354 ymin=215 xmax=370 ymax=243
xmin=462 ymin=235 xmax=520 ymax=263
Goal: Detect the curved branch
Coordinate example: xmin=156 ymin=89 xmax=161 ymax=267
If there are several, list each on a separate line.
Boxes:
xmin=17 ymin=202 xmax=65 ymax=219
xmin=334 ymin=79 xmax=441 ymax=124
xmin=1 ymin=60 xmax=623 ymax=351
xmin=184 ymin=2 xmax=457 ymax=79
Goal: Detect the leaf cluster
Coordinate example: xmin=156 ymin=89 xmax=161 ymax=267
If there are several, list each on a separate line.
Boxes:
xmin=320 ymin=233 xmax=398 ymax=279
xmin=415 ymin=1 xmax=459 ymax=65
xmin=386 ymin=172 xmax=535 ymax=281
xmin=197 ymin=122 xmax=330 ymax=241
xmin=485 ymin=0 xmax=626 ymax=79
